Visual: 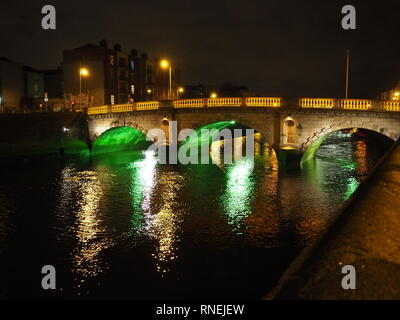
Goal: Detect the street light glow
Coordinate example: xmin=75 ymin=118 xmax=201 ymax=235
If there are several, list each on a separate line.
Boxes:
xmin=80 ymin=67 xmax=89 ymax=76
xmin=210 ymin=92 xmax=217 ymax=98
xmin=178 ymin=87 xmax=184 ymax=93
xmin=160 ymin=59 xmax=170 ymax=69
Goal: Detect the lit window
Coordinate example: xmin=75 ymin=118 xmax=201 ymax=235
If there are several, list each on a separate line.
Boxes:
xmin=131 ymin=60 xmax=135 ymax=71
xmin=131 ymin=85 xmax=135 ymax=94
xmin=111 ymin=95 xmax=115 ymax=105
xmin=110 ymin=55 xmax=114 ymax=65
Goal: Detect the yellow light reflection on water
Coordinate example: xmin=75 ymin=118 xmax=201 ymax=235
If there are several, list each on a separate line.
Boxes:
xmin=221 ymin=158 xmax=255 ymax=233
xmin=57 ymin=168 xmax=113 ymax=290
xmin=145 ymin=173 xmax=185 ymax=275
xmin=129 ymin=152 xmax=184 ymax=276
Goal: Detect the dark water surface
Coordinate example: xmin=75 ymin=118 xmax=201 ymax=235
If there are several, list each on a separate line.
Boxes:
xmin=0 ymin=130 xmax=393 ymax=299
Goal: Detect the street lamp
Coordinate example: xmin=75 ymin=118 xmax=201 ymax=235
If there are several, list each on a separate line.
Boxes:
xmin=177 ymin=86 xmax=184 ymax=98
xmin=160 ymin=59 xmax=172 ymax=100
xmin=79 ymin=67 xmax=89 ymax=111
xmin=393 ymin=91 xmax=400 ymax=100
xmin=210 ymin=92 xmax=217 ymax=99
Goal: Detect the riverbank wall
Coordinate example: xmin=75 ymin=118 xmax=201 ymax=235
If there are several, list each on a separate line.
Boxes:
xmin=0 ymin=112 xmax=89 ymax=163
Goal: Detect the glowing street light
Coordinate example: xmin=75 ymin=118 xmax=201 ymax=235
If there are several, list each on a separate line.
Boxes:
xmin=80 ymin=67 xmax=89 ymax=76
xmin=177 ymin=86 xmax=184 ymax=98
xmin=160 ymin=59 xmax=170 ymax=69
xmin=79 ymin=67 xmax=90 ymax=111
xmin=160 ymin=59 xmax=172 ymax=100
xmin=210 ymin=92 xmax=217 ymax=99
xmin=393 ymin=91 xmax=400 ymax=100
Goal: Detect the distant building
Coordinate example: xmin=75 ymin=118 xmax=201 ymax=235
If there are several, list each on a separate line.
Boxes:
xmin=23 ymin=65 xmax=45 ymax=111
xmin=0 ymin=58 xmax=64 ymax=113
xmin=43 ymin=68 xmax=63 ymax=99
xmin=181 ymin=83 xmax=251 ymax=99
xmin=63 ymin=40 xmax=182 ymax=110
xmin=40 ymin=68 xmax=65 ymax=112
xmin=181 ymin=84 xmax=207 ymax=99
xmin=0 ymin=57 xmax=24 ymax=112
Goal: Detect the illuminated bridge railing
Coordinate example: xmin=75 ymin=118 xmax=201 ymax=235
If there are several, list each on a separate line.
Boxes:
xmin=246 ymin=97 xmax=281 ymax=107
xmin=300 ymin=98 xmax=335 ymax=108
xmin=383 ymin=100 xmax=400 ymax=111
xmin=86 ymin=97 xmax=400 ymax=115
xmin=173 ymin=99 xmax=204 ymax=108
xmin=111 ymin=104 xmax=134 ymax=113
xmin=207 ymin=97 xmax=242 ymax=107
xmin=136 ymin=101 xmax=159 ymax=110
xmin=87 ymin=105 xmax=109 ymax=115
xmin=340 ymin=99 xmax=372 ymax=110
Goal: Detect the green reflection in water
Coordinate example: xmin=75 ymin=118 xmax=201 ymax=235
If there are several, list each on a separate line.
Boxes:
xmin=93 ymin=126 xmax=148 ymax=154
xmin=344 ymin=177 xmax=360 ymax=200
xmin=221 ymin=158 xmax=255 ymax=233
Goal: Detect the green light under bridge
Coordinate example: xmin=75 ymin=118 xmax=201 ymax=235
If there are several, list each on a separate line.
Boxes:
xmin=92 ymin=126 xmax=150 ymax=155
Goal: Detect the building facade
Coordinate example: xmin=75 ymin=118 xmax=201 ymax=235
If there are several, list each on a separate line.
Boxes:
xmin=63 ymin=40 xmax=182 ymax=110
xmin=0 ymin=58 xmax=24 ymax=112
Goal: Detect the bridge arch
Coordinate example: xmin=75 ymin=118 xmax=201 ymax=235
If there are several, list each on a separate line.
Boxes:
xmin=301 ymin=127 xmax=395 ymax=165
xmin=92 ymin=126 xmax=151 ymax=154
xmin=177 ymin=120 xmax=278 ymax=168
xmin=300 ymin=120 xmax=398 ymax=152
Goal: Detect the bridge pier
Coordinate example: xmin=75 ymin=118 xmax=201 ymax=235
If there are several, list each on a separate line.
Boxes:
xmin=276 ymin=147 xmax=303 ymax=171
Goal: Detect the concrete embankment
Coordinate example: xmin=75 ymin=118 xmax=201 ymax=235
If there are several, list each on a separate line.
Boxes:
xmin=266 ymin=139 xmax=400 ymax=299
xmin=0 ymin=112 xmax=89 ymax=163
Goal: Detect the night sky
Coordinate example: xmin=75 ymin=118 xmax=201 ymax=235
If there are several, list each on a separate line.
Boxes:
xmin=0 ymin=0 xmax=399 ymax=98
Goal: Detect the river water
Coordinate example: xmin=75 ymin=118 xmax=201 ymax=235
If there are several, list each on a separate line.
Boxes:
xmin=0 ymin=130 xmax=393 ymax=299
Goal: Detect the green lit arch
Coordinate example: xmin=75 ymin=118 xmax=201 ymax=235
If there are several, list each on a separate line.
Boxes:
xmin=92 ymin=126 xmax=150 ymax=154
xmin=301 ymin=127 xmax=395 ymax=166
xmin=179 ymin=120 xmax=277 ymax=167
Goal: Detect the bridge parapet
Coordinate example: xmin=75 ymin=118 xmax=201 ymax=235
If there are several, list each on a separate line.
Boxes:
xmin=383 ymin=100 xmax=400 ymax=112
xmin=173 ymin=99 xmax=204 ymax=108
xmin=207 ymin=97 xmax=242 ymax=107
xmin=136 ymin=101 xmax=160 ymax=110
xmin=245 ymin=97 xmax=281 ymax=107
xmin=86 ymin=97 xmax=400 ymax=115
xmin=340 ymin=99 xmax=372 ymax=110
xmin=300 ymin=98 xmax=335 ymax=109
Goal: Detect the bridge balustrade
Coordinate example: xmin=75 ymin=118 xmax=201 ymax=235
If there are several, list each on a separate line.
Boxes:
xmin=87 ymin=105 xmax=109 ymax=115
xmin=383 ymin=100 xmax=400 ymax=112
xmin=173 ymin=99 xmax=205 ymax=108
xmin=136 ymin=101 xmax=160 ymax=110
xmin=246 ymin=97 xmax=281 ymax=107
xmin=85 ymin=97 xmax=400 ymax=116
xmin=111 ymin=104 xmax=134 ymax=113
xmin=207 ymin=97 xmax=242 ymax=107
xmin=300 ymin=98 xmax=335 ymax=108
xmin=340 ymin=99 xmax=372 ymax=110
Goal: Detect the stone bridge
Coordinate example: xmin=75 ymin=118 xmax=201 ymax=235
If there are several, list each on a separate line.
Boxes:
xmin=87 ymin=97 xmax=400 ymax=156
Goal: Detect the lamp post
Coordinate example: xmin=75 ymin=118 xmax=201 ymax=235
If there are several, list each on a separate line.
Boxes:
xmin=160 ymin=59 xmax=172 ymax=100
xmin=345 ymin=50 xmax=350 ymax=99
xmin=79 ymin=67 xmax=89 ymax=111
